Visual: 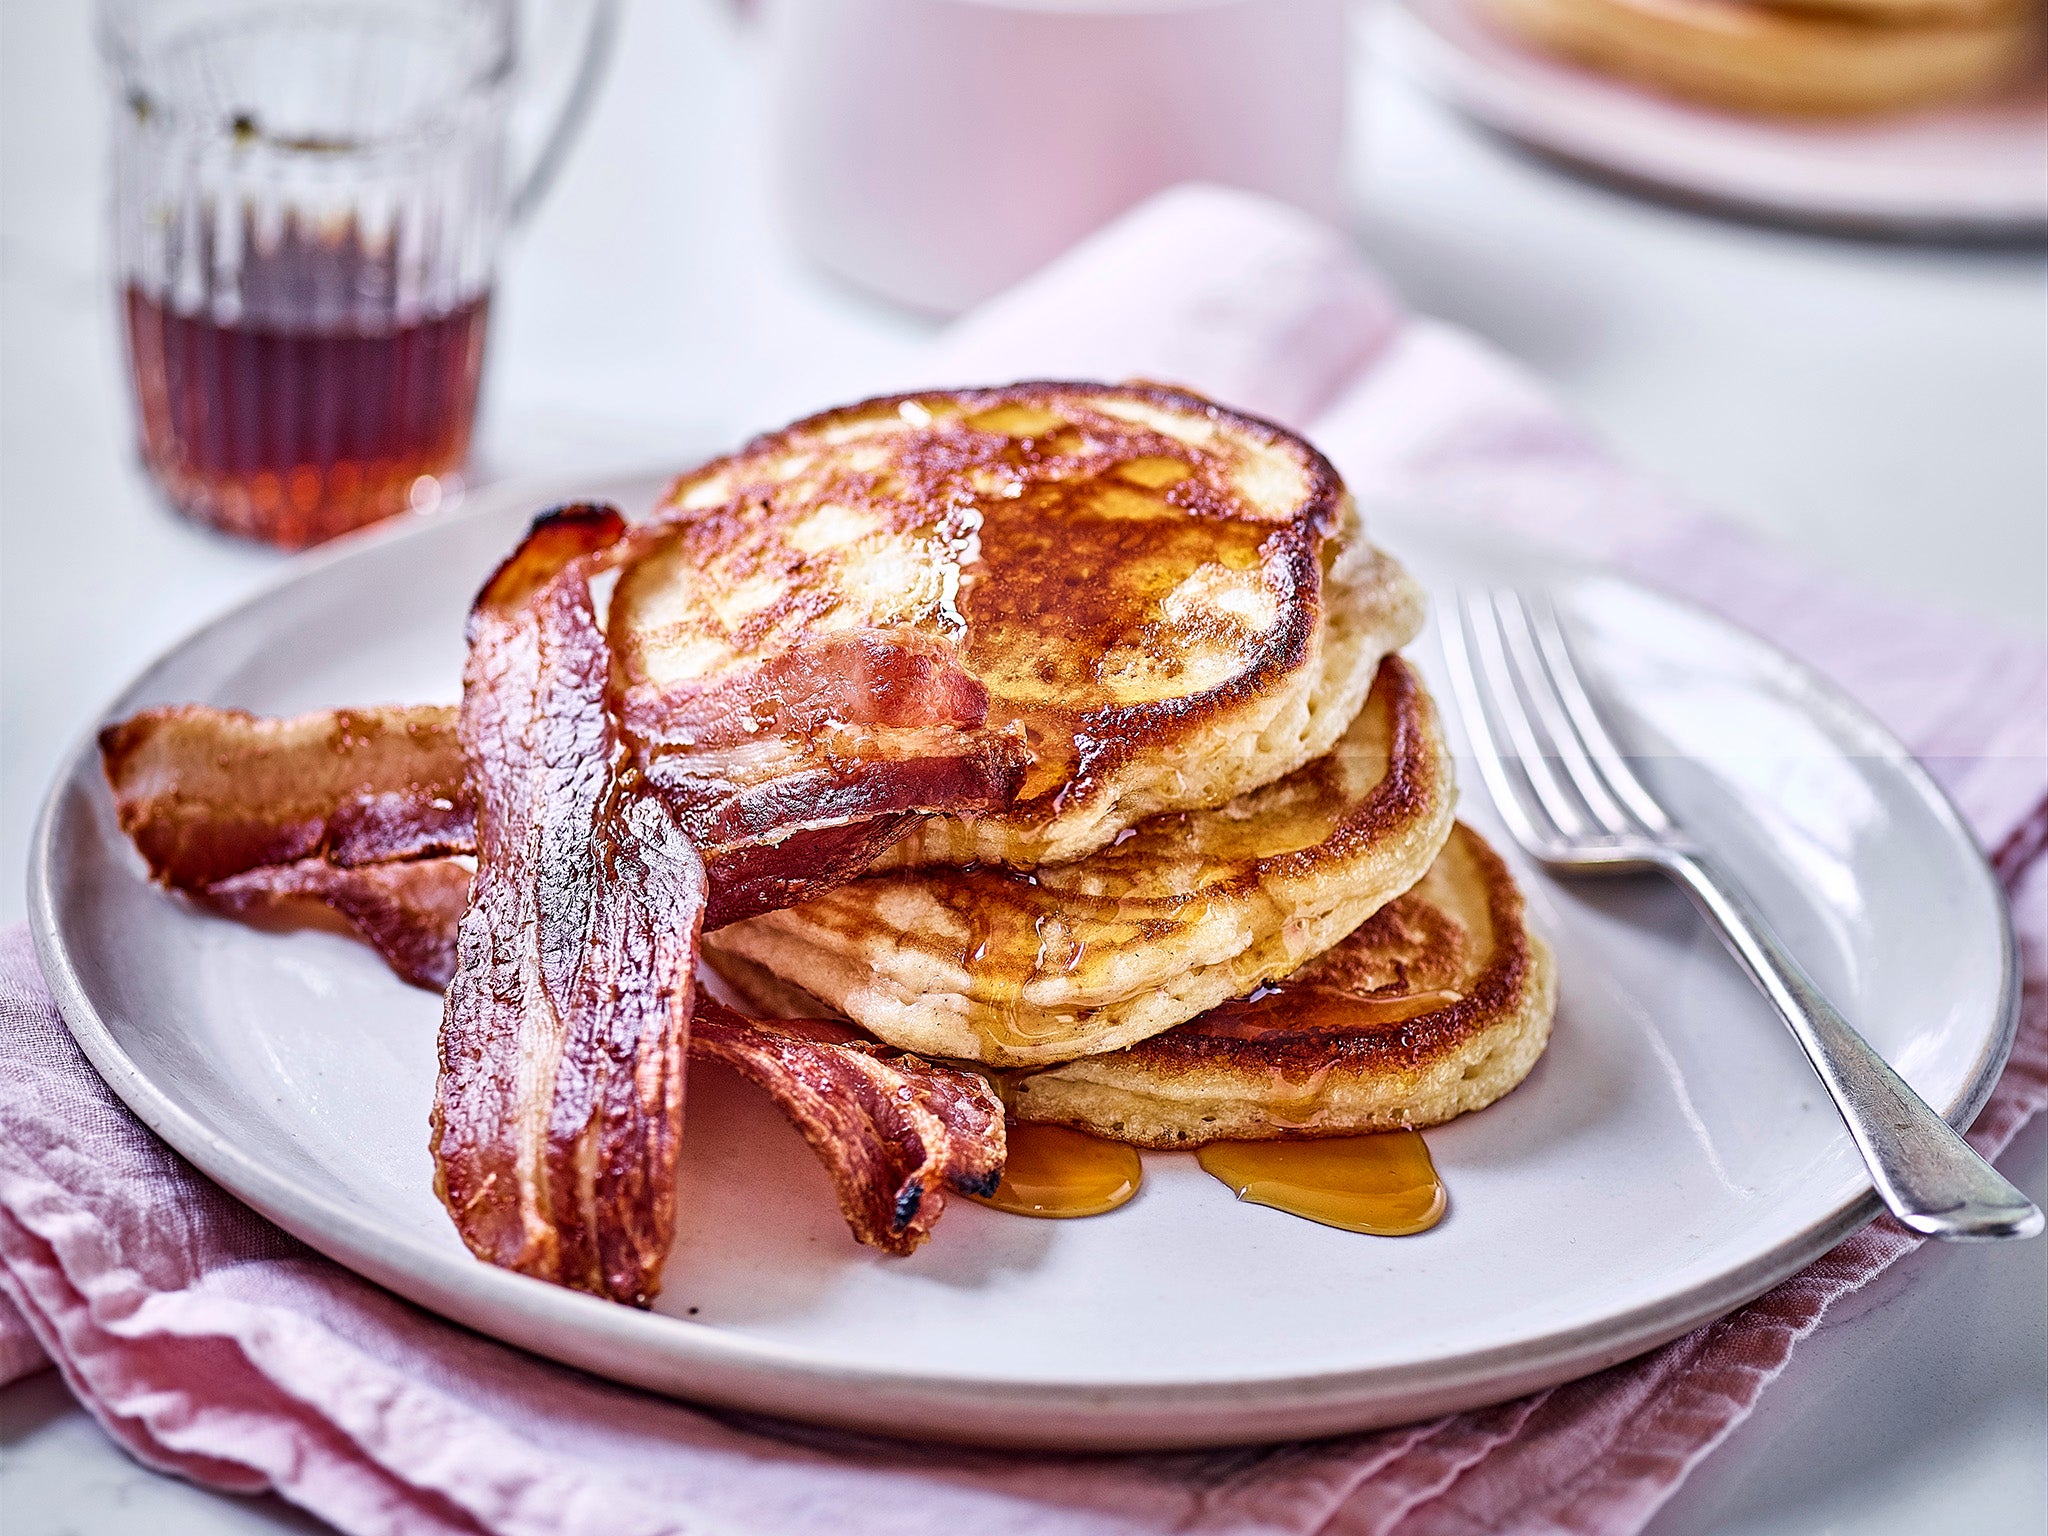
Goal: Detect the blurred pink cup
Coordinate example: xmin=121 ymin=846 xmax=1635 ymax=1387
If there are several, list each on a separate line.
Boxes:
xmin=763 ymin=0 xmax=1349 ymax=314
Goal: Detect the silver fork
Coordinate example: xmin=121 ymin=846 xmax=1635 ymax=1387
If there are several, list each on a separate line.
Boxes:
xmin=1443 ymin=587 xmax=2041 ymax=1242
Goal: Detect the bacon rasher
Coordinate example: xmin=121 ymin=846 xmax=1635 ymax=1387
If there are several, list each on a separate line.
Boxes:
xmin=98 ymin=704 xmax=471 ymax=885
xmin=101 ymin=644 xmax=1025 ymax=946
xmin=690 ymin=1002 xmax=1004 ymax=1255
xmin=204 ymin=857 xmax=473 ymax=991
xmin=98 ymin=730 xmax=1006 ymax=985
xmin=431 ymin=505 xmax=705 ymax=1307
xmin=94 ymin=502 xmax=1032 ymax=1293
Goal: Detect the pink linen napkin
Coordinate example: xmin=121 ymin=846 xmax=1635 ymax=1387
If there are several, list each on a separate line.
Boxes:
xmin=4 ymin=184 xmax=2045 ymax=1536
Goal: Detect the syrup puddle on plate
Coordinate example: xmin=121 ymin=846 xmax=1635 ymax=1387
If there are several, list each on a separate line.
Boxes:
xmin=975 ymin=983 xmax=1455 ymax=1231
xmin=971 ymin=1122 xmax=1447 ymax=1236
xmin=1196 ymin=1130 xmax=1446 ymax=1235
xmin=971 ymin=1122 xmax=1142 ymax=1218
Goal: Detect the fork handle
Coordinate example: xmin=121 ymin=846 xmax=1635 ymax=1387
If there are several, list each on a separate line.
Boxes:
xmin=1667 ymin=853 xmax=2040 ymax=1241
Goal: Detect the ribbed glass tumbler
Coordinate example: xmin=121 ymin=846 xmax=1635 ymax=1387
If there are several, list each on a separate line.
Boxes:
xmin=103 ymin=0 xmax=514 ymax=547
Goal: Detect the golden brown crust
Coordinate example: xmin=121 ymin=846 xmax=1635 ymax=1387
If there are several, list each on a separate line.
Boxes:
xmin=705 ymin=655 xmax=1458 ymax=1066
xmin=1093 ymin=825 xmax=1533 ymax=1079
xmin=614 ymin=382 xmax=1408 ymax=868
xmin=1756 ymin=0 xmax=2025 ymax=23
xmin=1005 ymin=824 xmax=1556 ymax=1145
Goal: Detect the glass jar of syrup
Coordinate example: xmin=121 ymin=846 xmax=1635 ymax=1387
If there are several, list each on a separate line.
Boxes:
xmin=100 ymin=0 xmax=614 ymax=547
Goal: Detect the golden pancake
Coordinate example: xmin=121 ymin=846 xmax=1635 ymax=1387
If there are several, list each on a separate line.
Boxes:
xmin=611 ymin=382 xmax=1424 ymax=870
xmin=1481 ymin=0 xmax=2033 ymax=115
xmin=1007 ymin=823 xmax=1555 ymax=1146
xmin=704 ymin=656 xmax=1457 ymax=1066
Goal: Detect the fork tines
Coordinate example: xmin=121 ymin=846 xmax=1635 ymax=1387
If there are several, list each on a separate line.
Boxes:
xmin=1442 ymin=588 xmax=1687 ymax=867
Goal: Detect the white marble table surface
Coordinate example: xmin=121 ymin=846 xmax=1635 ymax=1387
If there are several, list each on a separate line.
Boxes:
xmin=2 ymin=2 xmax=2044 ymax=1532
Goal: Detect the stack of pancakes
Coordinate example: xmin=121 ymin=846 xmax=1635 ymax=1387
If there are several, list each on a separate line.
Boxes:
xmin=619 ymin=382 xmax=1556 ymax=1149
xmin=1482 ymin=0 xmax=2036 ymax=115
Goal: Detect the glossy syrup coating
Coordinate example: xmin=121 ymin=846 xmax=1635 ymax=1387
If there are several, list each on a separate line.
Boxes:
xmin=607 ymin=381 xmax=1396 ymax=869
xmin=971 ymin=1122 xmax=1142 ymax=1219
xmin=1197 ymin=1131 xmax=1446 ymax=1236
xmin=705 ymin=655 xmax=1457 ymax=1066
xmin=1007 ymin=823 xmax=1557 ymax=1145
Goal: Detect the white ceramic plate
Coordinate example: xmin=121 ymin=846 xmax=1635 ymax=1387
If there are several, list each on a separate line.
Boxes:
xmin=1380 ymin=0 xmax=2048 ymax=238
xmin=30 ymin=471 xmax=2017 ymax=1450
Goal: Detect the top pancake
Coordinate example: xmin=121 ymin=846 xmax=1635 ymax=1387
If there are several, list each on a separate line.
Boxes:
xmin=611 ymin=382 xmax=1423 ymax=868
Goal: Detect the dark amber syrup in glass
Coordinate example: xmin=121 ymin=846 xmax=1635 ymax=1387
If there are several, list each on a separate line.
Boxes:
xmin=124 ymin=232 xmax=488 ymax=548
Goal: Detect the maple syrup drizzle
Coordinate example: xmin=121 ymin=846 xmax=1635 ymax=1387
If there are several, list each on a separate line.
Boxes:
xmin=952 ymin=833 xmax=1473 ymax=1223
xmin=971 ymin=1122 xmax=1142 ymax=1219
xmin=1197 ymin=1130 xmax=1446 ymax=1236
xmin=953 ymin=883 xmax=1107 ymax=1054
xmin=944 ymin=402 xmax=1271 ymax=782
xmin=964 ymin=402 xmax=1071 ymax=437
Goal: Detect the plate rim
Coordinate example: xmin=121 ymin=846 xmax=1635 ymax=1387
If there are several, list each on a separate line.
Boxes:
xmin=1379 ymin=0 xmax=2048 ymax=240
xmin=26 ymin=469 xmax=2023 ymax=1450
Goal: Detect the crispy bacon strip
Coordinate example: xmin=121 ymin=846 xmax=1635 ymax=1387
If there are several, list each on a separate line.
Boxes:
xmin=690 ymin=1001 xmax=1004 ymax=1254
xmin=98 ymin=712 xmax=1019 ymax=986
xmin=620 ymin=617 xmax=1027 ymax=925
xmin=93 ymin=506 xmax=1036 ymax=1287
xmin=431 ymin=505 xmax=706 ymax=1307
xmin=618 ymin=629 xmax=997 ymax=749
xmin=203 ymin=857 xmax=473 ymax=990
xmin=101 ymin=705 xmax=1023 ymax=938
xmin=650 ymin=745 xmax=1026 ymax=930
xmin=99 ymin=704 xmax=470 ymax=886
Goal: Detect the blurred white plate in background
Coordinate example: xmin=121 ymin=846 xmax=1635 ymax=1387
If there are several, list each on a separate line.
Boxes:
xmin=1382 ymin=0 xmax=2048 ymax=238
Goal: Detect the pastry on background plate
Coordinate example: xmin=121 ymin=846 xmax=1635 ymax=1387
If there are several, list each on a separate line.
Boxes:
xmin=1479 ymin=0 xmax=2036 ymax=115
